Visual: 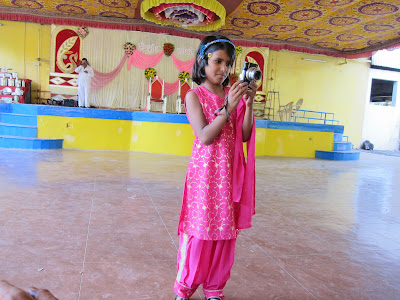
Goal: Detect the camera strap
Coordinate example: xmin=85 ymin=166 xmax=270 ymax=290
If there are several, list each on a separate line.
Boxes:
xmin=214 ymin=94 xmax=230 ymax=122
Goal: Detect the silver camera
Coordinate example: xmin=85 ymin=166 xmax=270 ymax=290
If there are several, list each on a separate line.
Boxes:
xmin=239 ymin=62 xmax=262 ymax=84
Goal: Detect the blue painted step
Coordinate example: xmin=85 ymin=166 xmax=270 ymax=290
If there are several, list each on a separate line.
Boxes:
xmin=333 ymin=142 xmax=352 ymax=151
xmin=9 ymin=104 xmax=38 ymax=116
xmin=0 ymin=135 xmax=63 ymax=149
xmin=0 ymin=113 xmax=37 ymax=126
xmin=0 ymin=123 xmax=37 ymax=138
xmin=333 ymin=133 xmax=344 ymax=142
xmin=315 ymin=150 xmax=360 ymax=161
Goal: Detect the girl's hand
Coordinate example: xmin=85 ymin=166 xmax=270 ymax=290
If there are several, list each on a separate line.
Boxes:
xmin=244 ymin=81 xmax=257 ymax=107
xmin=227 ymin=81 xmax=248 ymax=113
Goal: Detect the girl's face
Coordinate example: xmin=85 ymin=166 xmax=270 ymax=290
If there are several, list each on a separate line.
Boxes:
xmin=204 ymin=49 xmax=232 ymax=86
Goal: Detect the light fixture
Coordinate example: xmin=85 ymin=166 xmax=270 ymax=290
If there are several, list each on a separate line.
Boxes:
xmin=302 ymin=58 xmax=328 ymax=63
xmin=141 ymin=0 xmax=226 ymax=31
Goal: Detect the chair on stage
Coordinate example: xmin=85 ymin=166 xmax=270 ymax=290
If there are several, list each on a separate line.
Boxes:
xmin=291 ymin=98 xmax=303 ymax=121
xmin=146 ymin=76 xmax=167 ymax=113
xmin=176 ymin=78 xmax=192 ymax=114
xmin=277 ymin=101 xmax=294 ymax=122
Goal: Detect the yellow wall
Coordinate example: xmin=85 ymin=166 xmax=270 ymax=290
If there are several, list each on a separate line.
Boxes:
xmin=38 ymin=115 xmax=333 ymax=157
xmin=262 ymin=129 xmax=334 ymax=157
xmin=37 ymin=115 xmax=196 ymax=155
xmin=0 ymin=20 xmax=51 ymax=103
xmin=268 ymin=50 xmax=370 ymax=147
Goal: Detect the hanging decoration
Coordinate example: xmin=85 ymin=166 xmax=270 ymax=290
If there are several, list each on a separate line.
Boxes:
xmin=163 ymin=42 xmax=175 ymax=56
xmin=144 ymin=68 xmax=157 ymax=81
xmin=141 ymin=0 xmax=226 ymax=31
xmin=124 ymin=42 xmax=136 ymax=56
xmin=178 ymin=71 xmax=190 ymax=83
xmin=77 ymin=27 xmax=89 ymax=39
xmin=236 ymin=46 xmax=242 ymax=56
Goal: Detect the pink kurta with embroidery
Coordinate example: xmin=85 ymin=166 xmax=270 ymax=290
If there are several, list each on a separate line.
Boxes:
xmin=178 ymin=85 xmax=240 ymax=240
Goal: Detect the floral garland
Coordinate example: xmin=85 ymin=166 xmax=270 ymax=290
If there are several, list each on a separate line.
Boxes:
xmin=178 ymin=71 xmax=190 ymax=83
xmin=77 ymin=27 xmax=89 ymax=39
xmin=236 ymin=46 xmax=242 ymax=56
xmin=163 ymin=42 xmax=175 ymax=56
xmin=144 ymin=68 xmax=157 ymax=81
xmin=124 ymin=42 xmax=136 ymax=56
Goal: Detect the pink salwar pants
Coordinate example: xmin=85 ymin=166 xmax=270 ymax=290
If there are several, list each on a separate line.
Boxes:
xmin=174 ymin=233 xmax=236 ymax=300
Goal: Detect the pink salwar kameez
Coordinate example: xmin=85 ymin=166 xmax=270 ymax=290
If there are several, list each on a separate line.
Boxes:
xmin=175 ymin=86 xmax=255 ymax=299
xmin=174 ymin=233 xmax=235 ymax=299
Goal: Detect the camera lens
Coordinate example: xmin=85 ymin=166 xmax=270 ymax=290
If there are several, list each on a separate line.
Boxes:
xmin=246 ymin=68 xmax=262 ymax=81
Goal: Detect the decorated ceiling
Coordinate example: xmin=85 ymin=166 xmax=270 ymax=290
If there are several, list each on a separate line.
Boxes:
xmin=1 ymin=0 xmax=400 ymax=58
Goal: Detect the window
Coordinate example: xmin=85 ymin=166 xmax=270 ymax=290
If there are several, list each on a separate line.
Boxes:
xmin=370 ymin=78 xmax=397 ymax=106
xmin=371 ymin=49 xmax=400 ymax=72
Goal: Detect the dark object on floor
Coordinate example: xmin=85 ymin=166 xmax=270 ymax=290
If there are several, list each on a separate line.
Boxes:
xmin=63 ymin=99 xmax=77 ymax=107
xmin=361 ymin=140 xmax=374 ymax=150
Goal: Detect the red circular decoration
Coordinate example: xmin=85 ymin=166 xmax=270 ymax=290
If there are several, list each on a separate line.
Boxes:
xmin=314 ymin=0 xmax=354 ymax=6
xmin=253 ymin=33 xmax=278 ymax=39
xmin=367 ymin=39 xmax=383 ymax=46
xmin=336 ymin=34 xmax=363 ymax=41
xmin=304 ymin=28 xmax=332 ymax=36
xmin=289 ymin=9 xmax=323 ymax=21
xmin=364 ymin=24 xmax=395 ymax=32
xmin=329 ymin=16 xmax=361 ymax=25
xmin=98 ymin=0 xmax=130 ymax=8
xmin=268 ymin=25 xmax=297 ymax=32
xmin=152 ymin=3 xmax=216 ymax=26
xmin=56 ymin=4 xmax=86 ymax=14
xmin=247 ymin=1 xmax=281 ymax=15
xmin=218 ymin=29 xmax=244 ymax=36
xmin=358 ymin=3 xmax=399 ymax=15
xmin=314 ymin=42 xmax=339 ymax=48
xmin=11 ymin=0 xmax=43 ymax=9
xmin=231 ymin=18 xmax=260 ymax=28
xmin=285 ymin=37 xmax=310 ymax=42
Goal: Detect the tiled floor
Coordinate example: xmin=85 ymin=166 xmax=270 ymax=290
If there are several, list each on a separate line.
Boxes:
xmin=0 ymin=149 xmax=399 ymax=300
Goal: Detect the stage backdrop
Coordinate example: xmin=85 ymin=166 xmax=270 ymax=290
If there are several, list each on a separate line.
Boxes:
xmin=82 ymin=28 xmax=200 ymax=112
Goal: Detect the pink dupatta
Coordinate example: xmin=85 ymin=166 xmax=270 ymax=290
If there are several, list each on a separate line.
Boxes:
xmin=233 ymin=99 xmax=256 ymax=229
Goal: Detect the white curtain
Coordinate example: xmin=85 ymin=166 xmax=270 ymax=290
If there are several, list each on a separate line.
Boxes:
xmin=83 ymin=28 xmax=200 ymax=112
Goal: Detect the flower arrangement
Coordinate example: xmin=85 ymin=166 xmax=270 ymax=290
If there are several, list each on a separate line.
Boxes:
xmin=77 ymin=27 xmax=89 ymax=39
xmin=163 ymin=42 xmax=175 ymax=56
xmin=124 ymin=42 xmax=136 ymax=56
xmin=235 ymin=46 xmax=242 ymax=56
xmin=144 ymin=68 xmax=157 ymax=81
xmin=229 ymin=73 xmax=238 ymax=84
xmin=179 ymin=71 xmax=190 ymax=83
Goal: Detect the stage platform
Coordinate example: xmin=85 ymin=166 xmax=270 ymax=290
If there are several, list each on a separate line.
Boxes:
xmin=0 ymin=103 xmax=344 ymax=157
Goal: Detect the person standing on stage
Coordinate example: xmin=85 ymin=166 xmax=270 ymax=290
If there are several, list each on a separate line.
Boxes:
xmin=75 ymin=58 xmax=94 ymax=108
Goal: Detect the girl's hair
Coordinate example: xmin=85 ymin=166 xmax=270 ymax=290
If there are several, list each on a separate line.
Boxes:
xmin=192 ymin=35 xmax=236 ymax=87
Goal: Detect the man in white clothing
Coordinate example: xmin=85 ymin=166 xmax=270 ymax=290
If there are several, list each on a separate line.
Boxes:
xmin=74 ymin=58 xmax=94 ymax=108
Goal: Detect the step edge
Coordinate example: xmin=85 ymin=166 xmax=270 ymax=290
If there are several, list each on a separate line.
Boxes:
xmin=0 ymin=135 xmax=63 ymax=141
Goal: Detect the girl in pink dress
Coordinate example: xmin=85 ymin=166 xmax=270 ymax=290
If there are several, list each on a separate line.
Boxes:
xmin=174 ymin=35 xmax=257 ymax=300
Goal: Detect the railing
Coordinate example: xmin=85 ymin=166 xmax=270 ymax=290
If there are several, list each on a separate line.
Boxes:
xmin=293 ymin=109 xmax=339 ymax=125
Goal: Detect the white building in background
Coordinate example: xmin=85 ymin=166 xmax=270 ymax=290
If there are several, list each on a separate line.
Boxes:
xmin=362 ymin=48 xmax=400 ymax=151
